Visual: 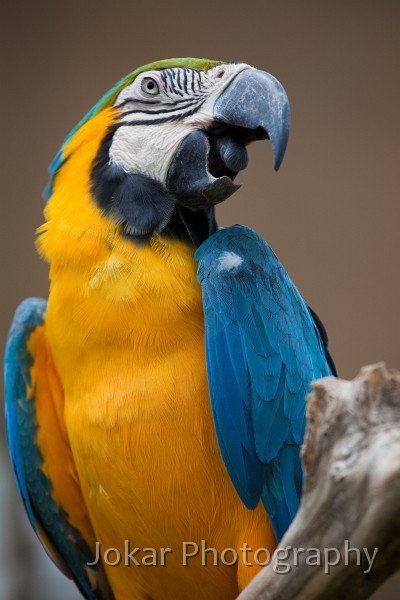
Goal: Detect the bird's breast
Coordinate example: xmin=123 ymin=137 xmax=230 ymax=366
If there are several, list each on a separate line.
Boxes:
xmin=44 ymin=239 xmax=275 ymax=598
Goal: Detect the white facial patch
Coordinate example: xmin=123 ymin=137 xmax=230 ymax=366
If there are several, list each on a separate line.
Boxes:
xmin=217 ymin=251 xmax=244 ymax=272
xmin=108 ymin=63 xmax=251 ymax=185
xmin=109 ymin=121 xmax=192 ymax=183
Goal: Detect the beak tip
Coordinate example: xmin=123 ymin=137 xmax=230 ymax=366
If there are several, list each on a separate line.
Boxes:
xmin=273 ymin=143 xmax=288 ymax=171
xmin=273 ymin=101 xmax=291 ymax=170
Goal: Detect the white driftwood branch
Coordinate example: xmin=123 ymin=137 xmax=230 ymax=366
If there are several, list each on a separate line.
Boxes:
xmin=238 ymin=363 xmax=400 ymax=600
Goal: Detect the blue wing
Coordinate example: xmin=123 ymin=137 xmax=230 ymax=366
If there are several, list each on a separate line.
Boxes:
xmin=4 ymin=298 xmax=113 ymax=600
xmin=196 ymin=225 xmax=335 ymax=540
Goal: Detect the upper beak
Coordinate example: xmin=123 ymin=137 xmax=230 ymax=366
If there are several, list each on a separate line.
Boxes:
xmin=214 ymin=68 xmax=290 ymax=171
xmin=166 ymin=67 xmax=291 ymax=209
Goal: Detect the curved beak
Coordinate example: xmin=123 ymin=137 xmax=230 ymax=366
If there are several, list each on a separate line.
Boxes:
xmin=166 ymin=67 xmax=290 ymax=208
xmin=214 ymin=68 xmax=290 ymax=171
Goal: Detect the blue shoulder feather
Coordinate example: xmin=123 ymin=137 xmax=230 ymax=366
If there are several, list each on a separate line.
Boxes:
xmin=196 ymin=225 xmax=334 ymax=539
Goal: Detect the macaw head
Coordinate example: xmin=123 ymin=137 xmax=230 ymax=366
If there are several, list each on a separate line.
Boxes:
xmin=41 ymin=58 xmax=290 ymax=251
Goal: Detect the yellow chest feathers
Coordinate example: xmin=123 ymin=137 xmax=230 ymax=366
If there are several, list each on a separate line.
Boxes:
xmin=44 ymin=231 xmax=205 ymax=422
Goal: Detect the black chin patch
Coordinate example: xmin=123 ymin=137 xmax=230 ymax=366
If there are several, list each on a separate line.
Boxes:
xmin=92 ymin=163 xmax=176 ymax=237
xmin=90 ymin=127 xmax=217 ymax=245
xmin=119 ymin=174 xmax=177 ymax=236
xmin=116 ymin=172 xmax=176 ymax=236
xmin=91 ymin=130 xmax=177 ymax=239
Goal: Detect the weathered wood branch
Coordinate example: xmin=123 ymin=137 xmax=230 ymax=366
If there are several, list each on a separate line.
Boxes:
xmin=238 ymin=363 xmax=400 ymax=600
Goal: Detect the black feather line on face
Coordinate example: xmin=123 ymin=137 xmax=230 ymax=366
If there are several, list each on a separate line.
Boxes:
xmin=90 ymin=126 xmax=217 ymax=246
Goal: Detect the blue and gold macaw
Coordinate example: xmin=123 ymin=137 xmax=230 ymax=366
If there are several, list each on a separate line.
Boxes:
xmin=4 ymin=58 xmax=335 ymax=599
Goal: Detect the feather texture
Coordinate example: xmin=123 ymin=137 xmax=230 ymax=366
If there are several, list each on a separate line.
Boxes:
xmin=4 ymin=298 xmax=113 ymax=600
xmin=196 ymin=225 xmax=334 ymax=538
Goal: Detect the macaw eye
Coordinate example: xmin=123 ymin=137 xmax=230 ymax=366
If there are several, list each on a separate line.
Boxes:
xmin=141 ymin=77 xmax=160 ymax=95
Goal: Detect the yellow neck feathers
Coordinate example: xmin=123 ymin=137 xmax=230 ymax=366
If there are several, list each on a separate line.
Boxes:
xmin=37 ymin=108 xmax=204 ymax=357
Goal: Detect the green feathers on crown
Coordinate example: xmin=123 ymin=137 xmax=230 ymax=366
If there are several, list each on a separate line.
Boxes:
xmin=97 ymin=58 xmax=222 ymax=112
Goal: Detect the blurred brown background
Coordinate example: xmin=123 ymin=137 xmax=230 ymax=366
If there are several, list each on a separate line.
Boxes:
xmin=1 ymin=1 xmax=399 ymax=598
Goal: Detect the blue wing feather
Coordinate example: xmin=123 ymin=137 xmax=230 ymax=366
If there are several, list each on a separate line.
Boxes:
xmin=196 ymin=225 xmax=334 ymax=539
xmin=206 ymin=332 xmax=264 ymax=504
xmin=4 ymin=298 xmax=47 ymax=531
xmin=4 ymin=298 xmax=113 ymax=600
